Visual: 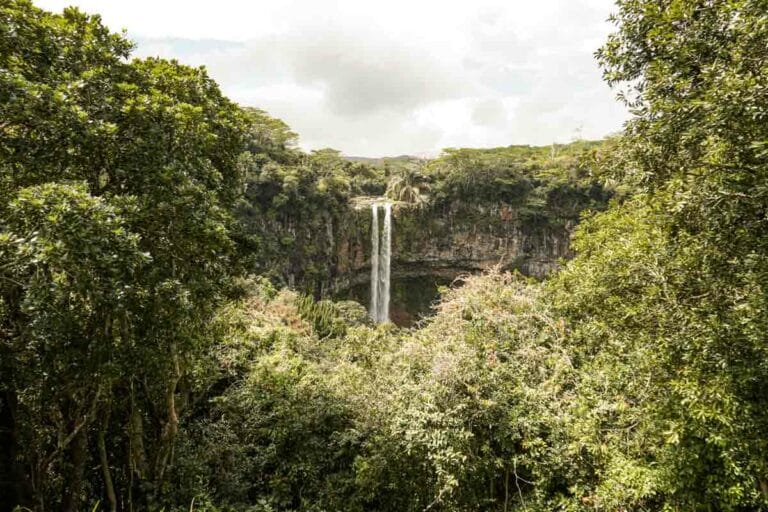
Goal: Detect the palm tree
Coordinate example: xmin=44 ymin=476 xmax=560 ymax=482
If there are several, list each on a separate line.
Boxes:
xmin=385 ymin=163 xmax=429 ymax=207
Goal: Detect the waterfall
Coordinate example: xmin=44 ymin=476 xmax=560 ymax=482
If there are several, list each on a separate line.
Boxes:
xmin=370 ymin=204 xmax=380 ymax=321
xmin=379 ymin=202 xmax=392 ymax=322
xmin=370 ymin=202 xmax=392 ymax=323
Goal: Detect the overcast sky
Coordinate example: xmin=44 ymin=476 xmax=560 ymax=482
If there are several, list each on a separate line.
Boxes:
xmin=35 ymin=0 xmax=628 ymax=157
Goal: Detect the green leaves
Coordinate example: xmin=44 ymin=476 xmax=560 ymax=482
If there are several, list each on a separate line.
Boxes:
xmin=537 ymin=2 xmax=768 ymax=508
xmin=4 ymin=0 xmax=768 ymax=510
xmin=0 ymin=1 xmax=250 ymax=508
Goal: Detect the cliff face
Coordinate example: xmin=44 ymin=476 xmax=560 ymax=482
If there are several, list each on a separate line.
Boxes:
xmin=236 ymin=141 xmax=611 ymax=301
xmin=329 ymin=200 xmax=575 ymax=294
xmin=391 ymin=201 xmax=574 ymax=278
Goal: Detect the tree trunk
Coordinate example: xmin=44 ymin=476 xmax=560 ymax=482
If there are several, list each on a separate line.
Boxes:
xmin=98 ymin=414 xmax=117 ymax=512
xmin=61 ymin=424 xmax=87 ymax=512
xmin=128 ymin=379 xmax=147 ymax=512
xmin=154 ymin=346 xmax=182 ymax=491
xmin=0 ymin=390 xmax=32 ymax=511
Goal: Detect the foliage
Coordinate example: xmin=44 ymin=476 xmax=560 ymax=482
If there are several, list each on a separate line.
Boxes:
xmin=242 ymin=107 xmax=300 ymax=166
xmin=234 ymin=147 xmax=381 ymax=292
xmin=0 ymin=1 xmax=248 ymax=509
xmin=384 ymin=162 xmax=429 ymax=207
xmin=540 ymin=0 xmax=768 ymax=508
xmin=165 ymin=284 xmax=362 ymax=511
xmin=235 ymin=139 xmax=611 ymax=295
xmin=343 ymin=272 xmax=574 ymax=511
xmin=6 ymin=0 xmax=768 ymax=511
xmin=426 ymin=142 xmax=611 ymax=222
xmin=168 ymin=273 xmax=573 ymax=511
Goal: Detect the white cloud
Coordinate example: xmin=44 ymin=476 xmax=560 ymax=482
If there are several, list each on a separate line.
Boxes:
xmin=472 ymin=99 xmax=508 ymax=128
xmin=33 ymin=0 xmax=629 ymax=156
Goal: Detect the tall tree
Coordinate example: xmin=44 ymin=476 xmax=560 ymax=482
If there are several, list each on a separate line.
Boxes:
xmin=547 ymin=0 xmax=768 ymax=508
xmin=0 ymin=1 xmax=249 ymax=509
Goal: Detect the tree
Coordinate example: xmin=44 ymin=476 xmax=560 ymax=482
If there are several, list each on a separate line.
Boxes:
xmin=242 ymin=106 xmax=300 ymax=166
xmin=385 ymin=163 xmax=429 ymax=207
xmin=0 ymin=2 xmax=249 ymax=509
xmin=1 ymin=183 xmax=147 ymax=511
xmin=541 ymin=0 xmax=768 ymax=508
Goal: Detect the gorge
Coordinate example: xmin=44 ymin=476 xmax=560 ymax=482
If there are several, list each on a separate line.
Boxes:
xmin=235 ymin=141 xmax=611 ymax=326
xmin=4 ymin=2 xmax=767 ymax=510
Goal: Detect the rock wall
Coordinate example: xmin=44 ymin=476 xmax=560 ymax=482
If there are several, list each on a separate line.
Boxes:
xmin=327 ymin=200 xmax=575 ymax=294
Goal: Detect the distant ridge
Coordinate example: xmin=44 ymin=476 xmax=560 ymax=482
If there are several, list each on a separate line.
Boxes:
xmin=342 ymin=142 xmax=603 ymax=165
xmin=343 ymin=154 xmax=431 ymax=166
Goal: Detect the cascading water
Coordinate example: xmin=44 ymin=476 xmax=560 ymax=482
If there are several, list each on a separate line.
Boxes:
xmin=369 ymin=202 xmax=392 ymax=323
xmin=379 ymin=202 xmax=392 ymax=322
xmin=370 ymin=204 xmax=380 ymax=321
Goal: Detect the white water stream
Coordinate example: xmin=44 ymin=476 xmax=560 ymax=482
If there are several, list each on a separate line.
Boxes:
xmin=369 ymin=202 xmax=392 ymax=323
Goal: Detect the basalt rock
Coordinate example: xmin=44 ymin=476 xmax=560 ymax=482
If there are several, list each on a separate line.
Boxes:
xmin=327 ymin=199 xmax=575 ymax=295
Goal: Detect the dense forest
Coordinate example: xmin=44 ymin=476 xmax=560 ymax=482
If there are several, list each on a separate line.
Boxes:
xmin=1 ymin=0 xmax=768 ymax=510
